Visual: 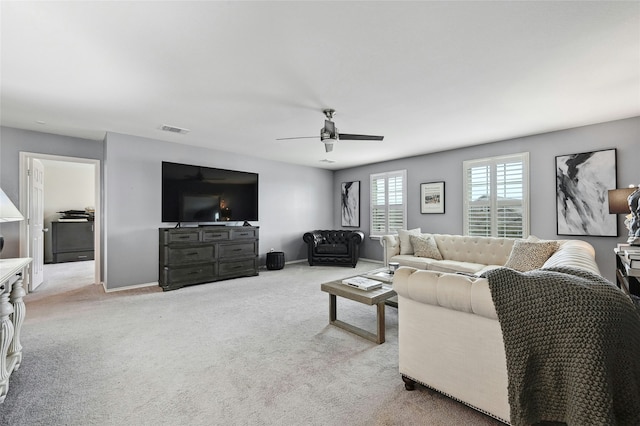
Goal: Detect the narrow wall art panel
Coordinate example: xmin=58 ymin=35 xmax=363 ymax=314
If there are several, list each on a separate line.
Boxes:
xmin=341 ymin=181 xmax=360 ymax=227
xmin=556 ymin=148 xmax=617 ymax=236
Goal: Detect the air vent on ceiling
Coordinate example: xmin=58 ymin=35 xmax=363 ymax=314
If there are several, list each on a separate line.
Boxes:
xmin=160 ymin=124 xmax=190 ymax=134
xmin=319 ymin=159 xmax=335 ymax=164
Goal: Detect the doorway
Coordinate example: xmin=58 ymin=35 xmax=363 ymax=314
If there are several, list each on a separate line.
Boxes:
xmin=18 ymin=153 xmax=101 ymax=292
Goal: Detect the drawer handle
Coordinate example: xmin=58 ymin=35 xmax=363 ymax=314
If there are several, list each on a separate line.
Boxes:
xmin=186 ymin=252 xmax=199 ymax=256
xmin=188 ymin=270 xmax=201 ymax=275
xmin=239 ymin=233 xmax=249 ymax=236
xmin=178 ymin=235 xmax=190 ymax=239
xmin=233 ymin=248 xmax=243 ymax=252
xmin=78 ymin=256 xmax=88 ymax=259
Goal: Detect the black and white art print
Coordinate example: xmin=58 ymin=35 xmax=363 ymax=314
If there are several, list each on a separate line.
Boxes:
xmin=556 ymin=148 xmax=617 ymax=236
xmin=341 ymin=181 xmax=360 ymax=227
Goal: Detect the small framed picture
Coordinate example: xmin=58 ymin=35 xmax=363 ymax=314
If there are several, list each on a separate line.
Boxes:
xmin=421 ymin=182 xmax=445 ymax=214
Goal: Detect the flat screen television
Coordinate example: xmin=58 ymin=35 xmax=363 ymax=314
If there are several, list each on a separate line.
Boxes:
xmin=162 ymin=162 xmax=258 ymax=223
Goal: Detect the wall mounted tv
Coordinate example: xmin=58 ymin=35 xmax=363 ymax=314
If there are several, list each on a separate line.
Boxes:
xmin=162 ymin=162 xmax=258 ymax=224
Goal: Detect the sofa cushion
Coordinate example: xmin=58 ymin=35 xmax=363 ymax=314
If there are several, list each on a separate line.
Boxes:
xmin=433 ymin=234 xmax=516 ymax=265
xmin=428 ymin=260 xmax=487 ymax=274
xmin=316 ymin=243 xmax=348 ymax=254
xmin=504 ymin=240 xmax=559 ymax=272
xmin=410 ymin=234 xmax=443 ymax=260
xmin=390 ymin=254 xmax=435 ymax=270
xmin=398 ymin=228 xmax=421 ymax=255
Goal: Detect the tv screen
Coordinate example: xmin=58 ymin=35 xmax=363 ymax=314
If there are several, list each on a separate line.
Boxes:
xmin=162 ymin=162 xmax=258 ymax=223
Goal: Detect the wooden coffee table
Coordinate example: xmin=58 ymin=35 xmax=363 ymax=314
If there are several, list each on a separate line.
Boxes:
xmin=320 ymin=277 xmax=396 ymax=344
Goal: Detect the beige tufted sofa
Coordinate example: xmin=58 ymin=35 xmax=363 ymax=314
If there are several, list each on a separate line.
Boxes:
xmin=381 ymin=233 xmax=600 ymax=423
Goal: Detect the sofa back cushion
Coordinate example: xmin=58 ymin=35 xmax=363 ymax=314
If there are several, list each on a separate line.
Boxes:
xmin=410 ymin=234 xmax=443 ymax=260
xmin=504 ymin=240 xmax=559 ymax=272
xmin=398 ymin=228 xmax=421 ymax=255
xmin=431 ymin=234 xmax=516 ymax=266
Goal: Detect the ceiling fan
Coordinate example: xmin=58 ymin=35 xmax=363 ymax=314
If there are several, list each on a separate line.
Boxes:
xmin=276 ymin=109 xmax=384 ymax=153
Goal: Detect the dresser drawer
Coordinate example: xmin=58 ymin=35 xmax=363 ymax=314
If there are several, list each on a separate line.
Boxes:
xmin=218 ymin=258 xmax=258 ymax=277
xmin=202 ymin=229 xmax=230 ymax=241
xmin=163 ymin=246 xmax=214 ymax=265
xmin=230 ymin=228 xmax=258 ymax=240
xmin=163 ymin=264 xmax=216 ymax=285
xmin=218 ymin=242 xmax=257 ymax=259
xmin=163 ymin=230 xmax=200 ymax=244
xmin=53 ymin=250 xmax=95 ymax=263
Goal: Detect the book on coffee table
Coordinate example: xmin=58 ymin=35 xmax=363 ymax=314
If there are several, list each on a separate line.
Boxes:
xmin=362 ymin=268 xmax=394 ymax=283
xmin=341 ymin=276 xmax=383 ymax=291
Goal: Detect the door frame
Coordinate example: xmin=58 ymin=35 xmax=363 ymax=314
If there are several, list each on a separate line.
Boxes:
xmin=18 ymin=152 xmax=102 ymax=290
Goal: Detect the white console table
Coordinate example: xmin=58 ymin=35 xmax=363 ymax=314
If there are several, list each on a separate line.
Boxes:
xmin=0 ymin=257 xmax=32 ymax=403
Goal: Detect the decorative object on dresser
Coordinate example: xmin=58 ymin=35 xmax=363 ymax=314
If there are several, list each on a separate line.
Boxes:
xmin=57 ymin=208 xmax=94 ymax=222
xmin=159 ymin=226 xmax=259 ymax=291
xmin=0 ymin=257 xmax=32 ymax=403
xmin=51 ymin=221 xmax=95 ymax=263
xmin=628 ymin=186 xmax=640 ymax=245
xmin=303 ymin=230 xmax=364 ymax=267
xmin=0 ymin=188 xmax=25 ymax=254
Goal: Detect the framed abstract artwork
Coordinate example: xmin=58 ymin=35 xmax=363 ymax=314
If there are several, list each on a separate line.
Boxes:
xmin=555 ymin=148 xmax=617 ymax=236
xmin=420 ymin=181 xmax=445 ymax=214
xmin=341 ymin=181 xmax=360 ymax=227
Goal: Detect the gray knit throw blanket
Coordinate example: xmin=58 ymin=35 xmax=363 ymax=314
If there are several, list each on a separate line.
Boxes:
xmin=483 ymin=266 xmax=640 ymax=426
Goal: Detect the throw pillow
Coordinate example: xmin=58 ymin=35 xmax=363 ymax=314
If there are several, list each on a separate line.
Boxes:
xmin=410 ymin=234 xmax=443 ymax=260
xmin=504 ymin=240 xmax=559 ymax=272
xmin=398 ymin=228 xmax=421 ymax=255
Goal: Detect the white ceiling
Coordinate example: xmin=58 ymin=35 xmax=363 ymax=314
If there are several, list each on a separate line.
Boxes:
xmin=2 ymin=1 xmax=639 ymax=170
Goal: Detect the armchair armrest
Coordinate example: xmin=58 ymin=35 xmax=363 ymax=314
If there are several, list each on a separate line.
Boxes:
xmin=303 ymin=231 xmax=323 ymax=247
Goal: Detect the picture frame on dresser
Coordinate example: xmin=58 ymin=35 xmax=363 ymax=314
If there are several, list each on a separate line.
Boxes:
xmin=420 ymin=181 xmax=445 ymax=214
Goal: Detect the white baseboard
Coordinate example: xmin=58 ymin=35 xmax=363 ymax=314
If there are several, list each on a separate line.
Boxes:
xmin=103 ymin=281 xmax=158 ymax=293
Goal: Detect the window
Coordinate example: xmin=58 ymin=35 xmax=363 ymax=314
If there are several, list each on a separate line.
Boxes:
xmin=370 ymin=170 xmax=407 ymax=237
xmin=463 ymin=153 xmax=529 ymax=238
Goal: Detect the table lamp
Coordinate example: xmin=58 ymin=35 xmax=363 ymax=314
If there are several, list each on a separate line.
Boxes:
xmin=608 ymin=186 xmax=639 ymax=245
xmin=0 ymin=188 xmax=25 ymax=254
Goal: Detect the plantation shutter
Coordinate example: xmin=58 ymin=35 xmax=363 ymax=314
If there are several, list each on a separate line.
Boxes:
xmin=370 ymin=170 xmax=407 ymax=237
xmin=463 ymin=153 xmax=529 ymax=238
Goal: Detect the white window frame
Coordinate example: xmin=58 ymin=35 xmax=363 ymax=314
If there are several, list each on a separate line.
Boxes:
xmin=463 ymin=152 xmax=529 ymax=238
xmin=370 ymin=170 xmax=407 ymax=237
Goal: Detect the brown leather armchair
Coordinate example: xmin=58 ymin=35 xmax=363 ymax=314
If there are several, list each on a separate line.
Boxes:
xmin=303 ymin=230 xmax=365 ymax=267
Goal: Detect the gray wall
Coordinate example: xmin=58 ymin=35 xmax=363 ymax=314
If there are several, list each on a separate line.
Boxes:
xmin=0 ymin=127 xmax=103 ymax=258
xmin=103 ymin=132 xmax=333 ymax=289
xmin=3 ymin=118 xmax=638 ymax=287
xmin=334 ymin=116 xmax=640 ymax=283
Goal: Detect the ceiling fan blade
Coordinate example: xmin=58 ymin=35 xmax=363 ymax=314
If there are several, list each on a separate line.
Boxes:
xmin=275 ymin=136 xmax=319 ymax=141
xmin=338 ymin=133 xmax=384 ymax=141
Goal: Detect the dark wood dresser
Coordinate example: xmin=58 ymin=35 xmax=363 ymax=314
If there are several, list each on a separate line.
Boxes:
xmin=51 ymin=221 xmax=95 ymax=263
xmin=159 ymin=226 xmax=259 ymax=291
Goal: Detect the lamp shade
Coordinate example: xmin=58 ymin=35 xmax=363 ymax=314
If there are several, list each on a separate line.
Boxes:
xmin=608 ymin=188 xmax=635 ymax=214
xmin=0 ymin=188 xmax=24 ymax=222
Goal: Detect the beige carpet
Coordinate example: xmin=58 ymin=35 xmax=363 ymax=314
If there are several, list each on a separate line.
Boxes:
xmin=1 ymin=260 xmax=503 ymax=425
